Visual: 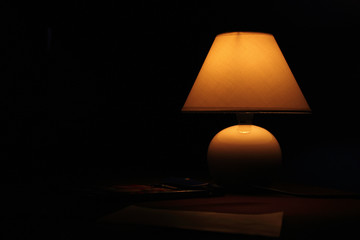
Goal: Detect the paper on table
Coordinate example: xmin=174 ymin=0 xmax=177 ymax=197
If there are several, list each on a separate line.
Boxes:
xmin=99 ymin=205 xmax=283 ymax=237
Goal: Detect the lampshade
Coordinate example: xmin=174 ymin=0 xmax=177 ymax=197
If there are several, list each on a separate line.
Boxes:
xmin=182 ymin=32 xmax=311 ymax=113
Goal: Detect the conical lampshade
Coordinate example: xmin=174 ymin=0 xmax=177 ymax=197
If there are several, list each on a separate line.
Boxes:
xmin=182 ymin=32 xmax=311 ymax=113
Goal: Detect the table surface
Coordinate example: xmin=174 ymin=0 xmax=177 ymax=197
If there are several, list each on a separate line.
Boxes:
xmin=96 ymin=189 xmax=360 ymax=240
xmin=13 ymin=176 xmax=360 ymax=240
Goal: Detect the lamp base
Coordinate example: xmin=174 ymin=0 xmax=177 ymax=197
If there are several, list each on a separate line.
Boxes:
xmin=207 ymin=125 xmax=282 ymax=186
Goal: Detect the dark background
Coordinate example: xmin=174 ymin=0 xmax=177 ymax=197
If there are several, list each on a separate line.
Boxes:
xmin=2 ymin=0 xmax=360 ymax=190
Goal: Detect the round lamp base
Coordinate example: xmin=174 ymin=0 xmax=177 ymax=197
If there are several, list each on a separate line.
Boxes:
xmin=207 ymin=125 xmax=282 ymax=186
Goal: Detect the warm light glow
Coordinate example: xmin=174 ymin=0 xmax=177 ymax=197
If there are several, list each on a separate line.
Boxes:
xmin=207 ymin=125 xmax=282 ymax=183
xmin=182 ymin=32 xmax=311 ymax=112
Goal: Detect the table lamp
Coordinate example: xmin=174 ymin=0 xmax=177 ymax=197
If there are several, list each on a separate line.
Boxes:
xmin=182 ymin=32 xmax=311 ymax=185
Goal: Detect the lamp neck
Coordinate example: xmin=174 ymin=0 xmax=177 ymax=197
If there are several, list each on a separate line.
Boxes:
xmin=236 ymin=113 xmax=254 ymax=125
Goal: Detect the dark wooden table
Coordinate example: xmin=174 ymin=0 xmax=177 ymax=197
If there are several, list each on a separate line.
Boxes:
xmin=14 ymin=173 xmax=360 ymax=240
xmin=96 ymin=191 xmax=360 ymax=239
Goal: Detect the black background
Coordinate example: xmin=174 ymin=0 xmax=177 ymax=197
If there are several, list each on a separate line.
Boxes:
xmin=2 ymin=0 xmax=360 ymax=190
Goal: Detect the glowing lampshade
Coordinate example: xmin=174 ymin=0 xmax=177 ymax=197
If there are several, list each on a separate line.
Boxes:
xmin=182 ymin=32 xmax=310 ymax=113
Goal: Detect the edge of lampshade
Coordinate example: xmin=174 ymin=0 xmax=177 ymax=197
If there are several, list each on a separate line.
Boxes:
xmin=181 ymin=109 xmax=312 ymax=114
xmin=216 ymin=31 xmax=274 ymax=38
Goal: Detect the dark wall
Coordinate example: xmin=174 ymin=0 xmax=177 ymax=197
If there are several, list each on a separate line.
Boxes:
xmin=3 ymin=1 xmax=360 ymax=190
